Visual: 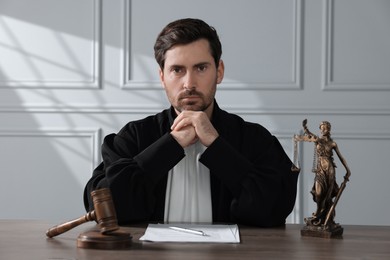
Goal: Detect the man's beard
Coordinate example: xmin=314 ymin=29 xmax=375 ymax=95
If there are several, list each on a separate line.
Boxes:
xmin=175 ymin=89 xmax=209 ymax=112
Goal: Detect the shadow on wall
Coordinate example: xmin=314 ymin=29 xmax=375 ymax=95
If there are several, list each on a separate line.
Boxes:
xmin=0 ymin=3 xmax=102 ymax=222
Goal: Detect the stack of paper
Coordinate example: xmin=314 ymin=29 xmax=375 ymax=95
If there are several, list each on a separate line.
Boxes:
xmin=139 ymin=223 xmax=240 ymax=243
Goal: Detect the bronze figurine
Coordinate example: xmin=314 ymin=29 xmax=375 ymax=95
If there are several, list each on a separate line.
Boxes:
xmin=293 ymin=119 xmax=351 ymax=238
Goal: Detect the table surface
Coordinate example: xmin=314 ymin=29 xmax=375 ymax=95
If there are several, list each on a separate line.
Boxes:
xmin=0 ymin=220 xmax=389 ymax=260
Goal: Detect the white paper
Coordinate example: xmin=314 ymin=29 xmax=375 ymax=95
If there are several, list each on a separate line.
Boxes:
xmin=139 ymin=223 xmax=240 ymax=243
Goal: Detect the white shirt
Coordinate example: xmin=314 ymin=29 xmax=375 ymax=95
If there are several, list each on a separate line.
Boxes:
xmin=164 ymin=141 xmax=212 ymax=223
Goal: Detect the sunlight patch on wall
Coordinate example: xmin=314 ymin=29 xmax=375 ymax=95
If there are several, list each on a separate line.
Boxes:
xmin=0 ymin=15 xmax=97 ymax=87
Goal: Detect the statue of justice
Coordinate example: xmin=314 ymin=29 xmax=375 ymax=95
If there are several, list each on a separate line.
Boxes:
xmin=293 ymin=119 xmax=351 ymax=238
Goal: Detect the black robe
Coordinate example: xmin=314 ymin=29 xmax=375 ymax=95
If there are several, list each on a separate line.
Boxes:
xmin=84 ymin=102 xmax=299 ymax=227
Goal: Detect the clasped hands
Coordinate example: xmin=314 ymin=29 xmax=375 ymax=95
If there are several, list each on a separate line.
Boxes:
xmin=170 ymin=111 xmax=219 ymax=148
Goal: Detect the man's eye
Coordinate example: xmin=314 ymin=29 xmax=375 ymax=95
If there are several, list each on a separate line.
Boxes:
xmin=171 ymin=67 xmax=183 ymax=74
xmin=197 ymin=65 xmax=207 ymax=72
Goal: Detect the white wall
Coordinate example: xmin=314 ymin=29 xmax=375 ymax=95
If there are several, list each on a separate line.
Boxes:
xmin=1 ymin=0 xmax=389 ymax=225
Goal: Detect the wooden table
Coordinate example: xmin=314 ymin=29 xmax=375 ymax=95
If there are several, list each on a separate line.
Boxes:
xmin=0 ymin=220 xmax=389 ymax=259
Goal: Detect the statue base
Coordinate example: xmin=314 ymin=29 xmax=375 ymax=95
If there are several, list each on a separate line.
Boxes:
xmin=301 ymin=224 xmax=343 ymax=239
xmin=77 ymin=229 xmax=132 ymax=250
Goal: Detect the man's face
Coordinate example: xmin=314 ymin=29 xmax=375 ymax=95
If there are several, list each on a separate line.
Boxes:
xmin=159 ymin=39 xmax=224 ymax=117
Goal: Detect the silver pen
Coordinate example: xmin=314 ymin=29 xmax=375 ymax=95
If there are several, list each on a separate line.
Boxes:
xmin=169 ymin=226 xmax=207 ymax=236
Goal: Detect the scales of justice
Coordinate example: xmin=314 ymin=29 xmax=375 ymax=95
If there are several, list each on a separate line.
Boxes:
xmin=292 ymin=119 xmax=351 ymax=238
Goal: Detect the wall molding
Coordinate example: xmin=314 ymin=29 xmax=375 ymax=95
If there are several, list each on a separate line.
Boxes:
xmin=0 ymin=128 xmax=102 ymax=170
xmin=321 ymin=0 xmax=390 ymax=91
xmin=0 ymin=0 xmax=102 ymax=89
xmin=2 ymin=105 xmax=390 ymax=116
xmin=287 ymin=131 xmax=390 ymax=224
xmin=270 ymin=132 xmax=302 ymax=224
xmin=121 ymin=0 xmax=303 ymax=90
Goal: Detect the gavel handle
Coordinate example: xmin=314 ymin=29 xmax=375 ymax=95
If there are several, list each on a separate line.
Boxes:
xmin=46 ymin=210 xmax=96 ymax=238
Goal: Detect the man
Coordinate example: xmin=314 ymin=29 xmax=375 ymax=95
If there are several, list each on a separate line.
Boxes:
xmin=84 ymin=18 xmax=299 ymax=227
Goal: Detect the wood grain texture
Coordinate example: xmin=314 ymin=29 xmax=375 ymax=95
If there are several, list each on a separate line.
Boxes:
xmin=1 ymin=220 xmax=389 ymax=259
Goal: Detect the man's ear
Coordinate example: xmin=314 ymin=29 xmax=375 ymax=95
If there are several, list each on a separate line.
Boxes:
xmin=159 ymin=68 xmax=166 ymax=88
xmin=217 ymin=60 xmax=225 ymax=84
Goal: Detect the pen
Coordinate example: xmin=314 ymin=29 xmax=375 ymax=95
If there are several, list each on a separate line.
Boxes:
xmin=169 ymin=226 xmax=207 ymax=236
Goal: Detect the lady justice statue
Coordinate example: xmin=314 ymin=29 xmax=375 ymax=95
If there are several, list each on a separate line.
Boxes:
xmin=293 ymin=119 xmax=351 ymax=238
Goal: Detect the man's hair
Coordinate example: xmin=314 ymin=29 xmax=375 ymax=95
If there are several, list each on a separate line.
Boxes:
xmin=154 ymin=18 xmax=222 ymax=69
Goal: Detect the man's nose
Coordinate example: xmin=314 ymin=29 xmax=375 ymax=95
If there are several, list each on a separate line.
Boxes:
xmin=183 ymin=71 xmax=196 ymax=90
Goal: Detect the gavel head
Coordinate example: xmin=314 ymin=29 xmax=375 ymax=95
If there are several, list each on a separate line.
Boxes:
xmin=91 ymin=188 xmax=120 ymax=234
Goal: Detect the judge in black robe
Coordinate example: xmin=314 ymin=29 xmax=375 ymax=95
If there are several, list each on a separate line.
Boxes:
xmin=84 ymin=102 xmax=299 ymax=227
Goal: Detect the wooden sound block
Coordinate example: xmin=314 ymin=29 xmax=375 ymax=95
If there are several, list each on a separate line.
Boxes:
xmin=77 ymin=229 xmax=132 ymax=250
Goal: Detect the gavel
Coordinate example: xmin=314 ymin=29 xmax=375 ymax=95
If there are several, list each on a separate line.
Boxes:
xmin=46 ymin=188 xmax=119 ymax=238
